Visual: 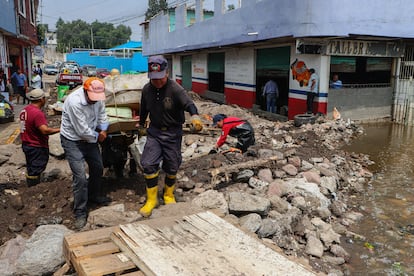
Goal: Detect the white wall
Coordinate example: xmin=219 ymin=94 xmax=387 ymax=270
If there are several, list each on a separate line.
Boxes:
xmin=143 ymin=0 xmax=414 ymax=56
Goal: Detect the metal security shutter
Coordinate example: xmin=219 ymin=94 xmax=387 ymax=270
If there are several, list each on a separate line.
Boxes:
xmin=257 ymin=47 xmax=290 ymax=71
xmin=208 ymin=53 xmax=224 ymax=93
xmin=181 ymin=55 xmax=192 ymax=91
xmin=208 ymin=53 xmax=224 ymax=73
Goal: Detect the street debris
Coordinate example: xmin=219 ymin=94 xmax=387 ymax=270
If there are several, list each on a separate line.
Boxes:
xmin=0 ymin=81 xmax=374 ymax=275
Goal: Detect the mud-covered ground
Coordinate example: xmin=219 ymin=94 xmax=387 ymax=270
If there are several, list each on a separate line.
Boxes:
xmin=1 ymin=85 xmax=364 ymax=275
xmin=0 ymin=120 xmax=341 ymax=245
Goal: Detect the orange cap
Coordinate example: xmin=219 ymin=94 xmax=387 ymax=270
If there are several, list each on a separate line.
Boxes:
xmin=84 ymin=77 xmax=105 ymax=101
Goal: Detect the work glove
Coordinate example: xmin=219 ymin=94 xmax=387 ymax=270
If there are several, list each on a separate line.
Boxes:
xmin=190 ymin=115 xmax=203 ymax=133
xmin=138 ymin=126 xmax=147 ymax=137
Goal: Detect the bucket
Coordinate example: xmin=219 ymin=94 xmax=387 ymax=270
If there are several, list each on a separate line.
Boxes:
xmin=0 ymin=103 xmax=4 ymax=117
xmin=57 ymin=85 xmax=70 ymax=101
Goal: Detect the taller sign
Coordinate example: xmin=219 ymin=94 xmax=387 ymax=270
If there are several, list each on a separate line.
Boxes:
xmin=326 ymin=40 xmax=404 ymax=57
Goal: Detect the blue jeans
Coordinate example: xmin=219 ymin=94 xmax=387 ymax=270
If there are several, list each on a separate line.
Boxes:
xmin=266 ymin=93 xmax=277 ymax=113
xmin=61 ymin=135 xmax=103 ymax=218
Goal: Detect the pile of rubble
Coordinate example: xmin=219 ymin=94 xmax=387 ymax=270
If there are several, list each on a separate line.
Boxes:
xmin=0 ymin=97 xmax=373 ymax=275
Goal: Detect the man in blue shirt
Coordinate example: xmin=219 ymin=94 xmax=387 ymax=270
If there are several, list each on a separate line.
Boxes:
xmin=262 ymin=79 xmax=279 ymax=113
xmin=11 ymin=68 xmax=28 ymax=104
xmin=330 ymin=74 xmax=343 ymax=89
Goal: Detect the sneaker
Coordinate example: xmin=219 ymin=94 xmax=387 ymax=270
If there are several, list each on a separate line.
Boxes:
xmin=74 ymin=217 xmax=87 ymax=230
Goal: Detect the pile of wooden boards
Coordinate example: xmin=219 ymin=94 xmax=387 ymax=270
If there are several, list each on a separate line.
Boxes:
xmin=62 ymin=211 xmax=317 ymax=276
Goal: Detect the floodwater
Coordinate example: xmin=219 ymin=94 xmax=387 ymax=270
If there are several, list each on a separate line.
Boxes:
xmin=342 ymin=122 xmax=414 ymax=275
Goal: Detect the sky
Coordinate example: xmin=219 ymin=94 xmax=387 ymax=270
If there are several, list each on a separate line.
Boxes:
xmin=38 ymin=0 xmax=149 ymax=41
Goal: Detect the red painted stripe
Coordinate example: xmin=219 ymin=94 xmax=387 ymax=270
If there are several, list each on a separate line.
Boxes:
xmin=225 ymin=87 xmax=255 ymax=108
xmin=288 ymin=98 xmax=327 ymax=120
xmin=192 ymin=81 xmax=208 ymax=94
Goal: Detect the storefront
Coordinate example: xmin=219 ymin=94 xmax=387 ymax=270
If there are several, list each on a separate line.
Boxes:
xmin=326 ymin=39 xmax=403 ymax=120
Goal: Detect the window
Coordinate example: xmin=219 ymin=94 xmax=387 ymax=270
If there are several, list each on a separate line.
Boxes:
xmin=30 ymin=0 xmax=35 ymax=24
xmin=185 ymin=2 xmax=196 ymax=26
xmin=330 ymin=56 xmax=392 ymax=87
xmin=225 ymin=0 xmax=241 ymax=12
xmin=330 ymin=56 xmax=356 ymax=73
xmin=366 ymin=58 xmax=392 ymax=72
xmin=168 ymin=9 xmax=176 ymax=32
xmin=18 ymin=0 xmax=26 ymax=17
xmin=202 ymin=0 xmax=215 ymax=21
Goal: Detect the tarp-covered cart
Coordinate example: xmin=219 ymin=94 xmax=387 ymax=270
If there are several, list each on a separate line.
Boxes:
xmin=102 ymin=74 xmax=149 ymax=177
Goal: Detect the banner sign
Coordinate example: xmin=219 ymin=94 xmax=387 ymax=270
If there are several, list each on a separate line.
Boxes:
xmin=326 ymin=40 xmax=404 ymax=57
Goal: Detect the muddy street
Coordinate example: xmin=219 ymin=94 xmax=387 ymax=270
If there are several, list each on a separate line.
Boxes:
xmin=342 ymin=123 xmax=414 ymax=275
xmin=0 ymin=76 xmax=407 ymax=275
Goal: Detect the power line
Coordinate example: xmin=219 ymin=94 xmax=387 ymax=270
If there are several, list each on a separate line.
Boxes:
xmin=41 ymin=1 xmax=146 ymax=27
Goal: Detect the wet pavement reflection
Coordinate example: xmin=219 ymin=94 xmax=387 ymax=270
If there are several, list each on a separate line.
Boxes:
xmin=342 ymin=122 xmax=414 ymax=275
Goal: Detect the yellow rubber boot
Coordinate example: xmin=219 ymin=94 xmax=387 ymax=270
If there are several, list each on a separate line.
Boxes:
xmin=163 ymin=185 xmax=176 ymax=204
xmin=139 ymin=186 xmax=159 ymax=217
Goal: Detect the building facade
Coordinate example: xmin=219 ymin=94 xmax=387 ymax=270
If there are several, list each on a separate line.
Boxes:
xmin=141 ymin=0 xmax=414 ymax=123
xmin=66 ymin=41 xmax=148 ymax=74
xmin=0 ymin=0 xmax=39 ymax=81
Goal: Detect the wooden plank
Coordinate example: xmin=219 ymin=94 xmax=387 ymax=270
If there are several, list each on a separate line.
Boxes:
xmin=111 ymin=227 xmax=156 ymax=276
xmin=64 ymin=226 xmax=118 ymax=265
xmin=78 ymin=253 xmax=136 ymax=276
xmin=65 ymin=226 xmax=118 ymax=248
xmin=119 ymin=272 xmax=144 ymax=276
xmin=113 ymin=211 xmax=317 ymax=276
xmin=72 ymin=241 xmax=120 ymax=261
xmin=53 ymin=263 xmax=70 ymax=276
xmin=69 ymin=243 xmax=120 ymax=276
xmin=118 ymin=271 xmax=145 ymax=276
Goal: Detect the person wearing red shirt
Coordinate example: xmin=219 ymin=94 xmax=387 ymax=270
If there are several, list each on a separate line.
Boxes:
xmin=19 ymin=89 xmax=60 ymax=186
xmin=211 ymin=114 xmax=255 ymax=153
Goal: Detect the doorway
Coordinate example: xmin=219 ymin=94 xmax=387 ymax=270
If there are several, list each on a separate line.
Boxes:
xmin=181 ymin=55 xmax=192 ymax=91
xmin=256 ymin=46 xmax=290 ymax=115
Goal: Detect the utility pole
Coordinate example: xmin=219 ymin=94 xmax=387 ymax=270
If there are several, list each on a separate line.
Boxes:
xmin=90 ymin=28 xmax=94 ymax=50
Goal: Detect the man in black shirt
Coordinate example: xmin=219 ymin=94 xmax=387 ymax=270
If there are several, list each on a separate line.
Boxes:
xmin=138 ymin=55 xmax=203 ymax=217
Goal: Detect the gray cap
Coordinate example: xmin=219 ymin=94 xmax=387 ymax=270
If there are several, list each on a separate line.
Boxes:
xmin=26 ymin=88 xmax=45 ymax=101
xmin=148 ymin=55 xmax=168 ymax=79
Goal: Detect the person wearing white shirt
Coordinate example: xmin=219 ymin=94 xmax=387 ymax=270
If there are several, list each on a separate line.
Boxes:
xmin=31 ymin=71 xmax=42 ymax=89
xmin=60 ymin=77 xmax=109 ymax=229
xmin=307 ymin=68 xmax=319 ymax=114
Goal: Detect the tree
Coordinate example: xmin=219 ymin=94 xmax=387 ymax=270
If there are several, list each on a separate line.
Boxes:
xmin=56 ymin=19 xmax=131 ymax=53
xmin=145 ymin=0 xmax=168 ymax=20
xmin=36 ymin=23 xmax=48 ymax=45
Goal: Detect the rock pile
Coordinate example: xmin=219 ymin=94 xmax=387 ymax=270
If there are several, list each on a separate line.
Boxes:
xmin=0 ymin=98 xmax=373 ymax=275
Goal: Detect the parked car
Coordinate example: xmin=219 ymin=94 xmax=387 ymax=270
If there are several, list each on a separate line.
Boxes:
xmin=54 ymin=61 xmax=62 ymax=68
xmin=43 ymin=64 xmax=59 ymax=75
xmin=96 ymin=68 xmax=110 ymax=78
xmin=59 ymin=61 xmax=81 ymax=71
xmin=81 ymin=65 xmax=97 ymax=77
xmin=56 ymin=64 xmax=83 ymax=89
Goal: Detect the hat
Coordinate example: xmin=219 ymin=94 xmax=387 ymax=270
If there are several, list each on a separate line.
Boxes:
xmin=26 ymin=88 xmax=45 ymax=101
xmin=212 ymin=114 xmax=227 ymax=126
xmin=148 ymin=55 xmax=168 ymax=79
xmin=110 ymin=68 xmax=120 ymax=76
xmin=84 ymin=77 xmax=105 ymax=101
